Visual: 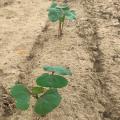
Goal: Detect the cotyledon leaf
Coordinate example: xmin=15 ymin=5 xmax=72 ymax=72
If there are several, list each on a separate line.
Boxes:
xmin=56 ymin=3 xmax=70 ymax=10
xmin=36 ymin=73 xmax=68 ymax=88
xmin=34 ymin=89 xmax=61 ymax=116
xmin=48 ymin=8 xmax=60 ymax=22
xmin=43 ymin=65 xmax=72 ymax=75
xmin=10 ymin=84 xmax=30 ymax=110
xmin=50 ymin=0 xmax=57 ymax=8
xmin=65 ymin=10 xmax=76 ymax=20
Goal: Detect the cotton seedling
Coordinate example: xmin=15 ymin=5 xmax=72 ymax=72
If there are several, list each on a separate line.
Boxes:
xmin=48 ymin=0 xmax=76 ymax=37
xmin=10 ymin=65 xmax=72 ymax=116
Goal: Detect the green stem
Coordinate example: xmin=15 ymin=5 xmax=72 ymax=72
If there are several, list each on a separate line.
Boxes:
xmin=52 ymin=71 xmax=55 ymax=75
xmin=61 ymin=16 xmax=65 ymax=35
xmin=61 ymin=21 xmax=64 ymax=33
xmin=58 ymin=20 xmax=62 ymax=37
xmin=34 ymin=94 xmax=39 ymax=99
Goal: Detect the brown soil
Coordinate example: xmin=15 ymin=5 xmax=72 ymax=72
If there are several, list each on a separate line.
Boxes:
xmin=0 ymin=0 xmax=120 ymax=120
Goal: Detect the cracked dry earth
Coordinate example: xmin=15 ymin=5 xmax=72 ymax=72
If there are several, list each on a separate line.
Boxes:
xmin=0 ymin=0 xmax=120 ymax=120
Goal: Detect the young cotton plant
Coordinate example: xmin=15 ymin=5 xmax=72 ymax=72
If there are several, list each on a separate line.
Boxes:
xmin=10 ymin=65 xmax=72 ymax=116
xmin=48 ymin=0 xmax=76 ymax=37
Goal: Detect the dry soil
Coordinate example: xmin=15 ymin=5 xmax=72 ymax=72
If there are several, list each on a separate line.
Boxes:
xmin=0 ymin=0 xmax=120 ymax=120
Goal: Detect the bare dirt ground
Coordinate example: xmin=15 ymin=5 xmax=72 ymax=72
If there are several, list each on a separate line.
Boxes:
xmin=0 ymin=0 xmax=120 ymax=120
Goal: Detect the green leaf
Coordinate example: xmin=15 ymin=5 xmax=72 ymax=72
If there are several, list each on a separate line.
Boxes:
xmin=48 ymin=1 xmax=76 ymax=22
xmin=65 ymin=10 xmax=76 ymax=20
xmin=50 ymin=1 xmax=57 ymax=8
xmin=48 ymin=8 xmax=60 ymax=22
xmin=56 ymin=3 xmax=70 ymax=11
xmin=16 ymin=99 xmax=29 ymax=110
xmin=10 ymin=84 xmax=30 ymax=110
xmin=34 ymin=89 xmax=61 ymax=116
xmin=36 ymin=73 xmax=68 ymax=88
xmin=32 ymin=87 xmax=44 ymax=94
xmin=43 ymin=65 xmax=72 ymax=75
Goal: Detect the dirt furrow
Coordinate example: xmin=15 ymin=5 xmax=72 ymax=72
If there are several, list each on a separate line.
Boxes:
xmin=78 ymin=0 xmax=120 ymax=120
xmin=14 ymin=2 xmax=97 ymax=120
xmin=0 ymin=0 xmax=50 ymax=119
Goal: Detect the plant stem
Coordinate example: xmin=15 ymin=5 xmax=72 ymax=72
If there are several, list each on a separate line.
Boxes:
xmin=52 ymin=71 xmax=55 ymax=75
xmin=58 ymin=21 xmax=61 ymax=37
xmin=61 ymin=21 xmax=64 ymax=33
xmin=60 ymin=22 xmax=62 ymax=36
xmin=58 ymin=21 xmax=62 ymax=37
xmin=34 ymin=94 xmax=39 ymax=99
xmin=61 ymin=16 xmax=65 ymax=35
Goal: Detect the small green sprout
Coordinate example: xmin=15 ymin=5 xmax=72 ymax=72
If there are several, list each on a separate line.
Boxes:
xmin=48 ymin=0 xmax=76 ymax=37
xmin=10 ymin=65 xmax=71 ymax=116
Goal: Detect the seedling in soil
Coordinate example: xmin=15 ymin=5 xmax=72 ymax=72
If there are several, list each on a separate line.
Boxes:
xmin=48 ymin=0 xmax=76 ymax=37
xmin=10 ymin=65 xmax=72 ymax=116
